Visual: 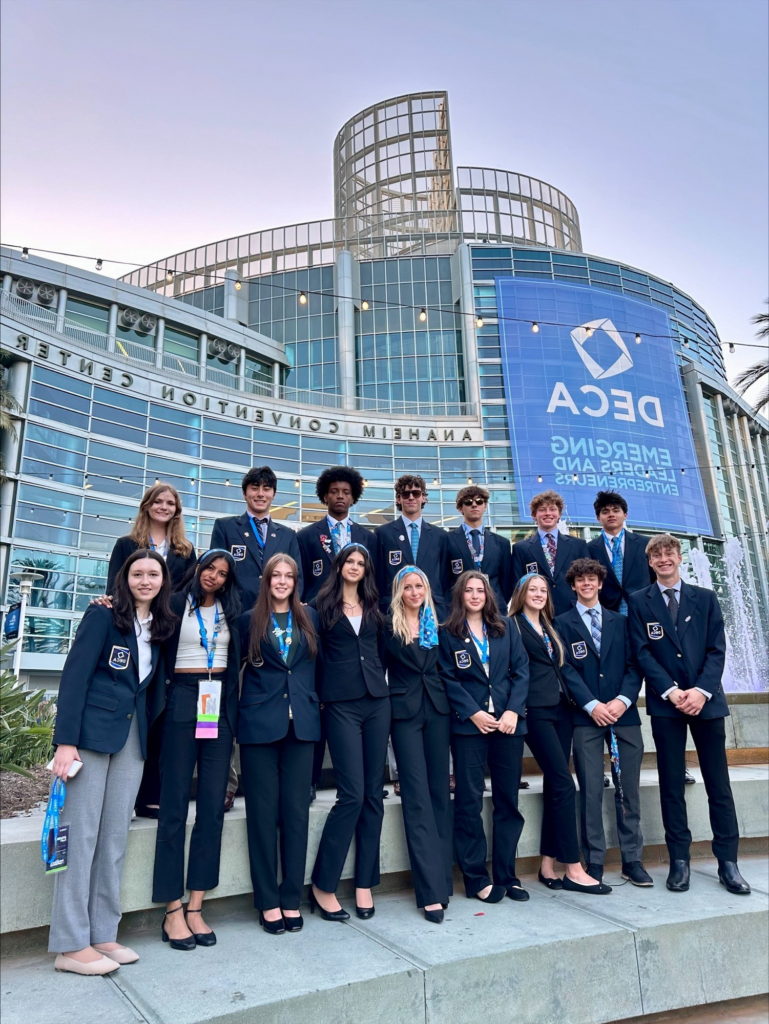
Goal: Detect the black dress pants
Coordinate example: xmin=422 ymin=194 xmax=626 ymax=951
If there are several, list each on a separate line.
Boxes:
xmin=135 ymin=715 xmax=163 ymax=812
xmin=525 ymin=699 xmax=580 ymax=864
xmin=452 ymin=729 xmax=525 ymax=897
xmin=240 ymin=723 xmax=315 ymax=910
xmin=651 ymin=714 xmax=739 ymax=861
xmin=312 ymin=713 xmax=328 ymax=789
xmin=312 ymin=694 xmax=391 ymax=892
xmin=391 ymin=695 xmax=452 ymax=907
xmin=152 ymin=674 xmax=233 ymax=903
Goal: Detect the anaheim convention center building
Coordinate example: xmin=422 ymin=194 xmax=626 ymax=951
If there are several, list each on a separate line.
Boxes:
xmin=2 ymin=90 xmax=767 ymax=692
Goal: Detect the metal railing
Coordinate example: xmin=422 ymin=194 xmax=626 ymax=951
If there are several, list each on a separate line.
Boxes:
xmin=115 ymin=338 xmax=155 ymax=364
xmin=162 ymin=352 xmax=199 ymax=377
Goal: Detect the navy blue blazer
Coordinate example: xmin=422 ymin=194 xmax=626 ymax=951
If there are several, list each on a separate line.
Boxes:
xmin=438 ymin=619 xmax=529 ymax=736
xmin=383 ymin=621 xmax=449 ymax=720
xmin=555 ymin=606 xmax=642 ymax=727
xmin=512 ymin=532 xmax=590 ymax=617
xmin=210 ymin=513 xmax=302 ymax=612
xmin=375 ymin=519 xmax=450 ymax=619
xmin=158 ymin=591 xmax=241 ymax=734
xmin=298 ymin=518 xmax=378 ymax=603
xmin=236 ymin=607 xmax=321 ymax=744
xmin=107 ymin=536 xmax=196 ymax=594
xmin=315 ymin=611 xmax=388 ymax=702
xmin=53 ymin=604 xmax=162 ymax=758
xmin=587 ymin=532 xmax=655 ymax=612
xmin=511 ymin=612 xmax=577 ymax=709
xmin=446 ymin=527 xmax=513 ymax=615
xmin=627 ymin=582 xmax=729 ymax=719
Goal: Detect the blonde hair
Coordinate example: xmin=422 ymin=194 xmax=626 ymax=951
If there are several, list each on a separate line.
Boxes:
xmin=390 ymin=569 xmax=437 ymax=646
xmin=509 ymin=575 xmax=565 ymax=666
xmin=529 ymin=489 xmax=564 ymax=517
xmin=129 ymin=483 xmax=193 ymax=557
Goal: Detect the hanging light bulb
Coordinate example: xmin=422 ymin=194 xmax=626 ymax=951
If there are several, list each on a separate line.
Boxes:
xmin=361 ymin=299 xmax=370 ymax=310
xmin=681 ymin=468 xmax=686 ymax=475
xmin=645 ymin=469 xmax=650 ymax=477
xmin=728 ymin=343 xmax=735 ymax=354
xmin=537 ymin=474 xmax=543 ymax=483
xmin=165 ymin=270 xmax=174 ymax=283
xmin=235 ymin=280 xmax=242 ymax=291
xmin=635 ymin=333 xmax=641 ymax=344
xmin=476 ymin=316 xmax=484 ymax=328
xmin=298 ymin=291 xmax=307 ymax=305
xmin=225 ymin=479 xmax=230 ymax=486
xmin=585 ymin=327 xmax=593 ymax=337
xmin=531 ymin=322 xmax=539 ymax=333
xmin=419 ymin=308 xmax=427 ymax=322
xmin=21 ymin=247 xmax=29 ymax=260
xmin=467 ymin=477 xmax=473 ymax=484
xmin=294 ymin=479 xmax=300 ymax=487
xmin=683 ymin=338 xmax=689 ymax=347
xmin=95 ymin=259 xmax=103 ymax=271
xmin=433 ymin=478 xmax=439 ymax=486
xmin=572 ymin=472 xmax=578 ymax=482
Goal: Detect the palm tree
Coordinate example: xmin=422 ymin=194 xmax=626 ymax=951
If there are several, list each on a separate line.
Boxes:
xmin=0 ymin=362 xmax=22 ymax=479
xmin=733 ymin=306 xmax=769 ymax=416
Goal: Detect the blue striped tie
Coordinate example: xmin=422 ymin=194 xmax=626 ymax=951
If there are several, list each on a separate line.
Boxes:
xmin=589 ymin=607 xmax=602 ymax=653
xmin=612 ymin=535 xmax=628 ymax=616
xmin=410 ymin=522 xmax=419 ymax=560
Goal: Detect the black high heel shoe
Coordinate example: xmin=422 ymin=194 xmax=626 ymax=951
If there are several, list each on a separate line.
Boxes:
xmin=281 ymin=912 xmax=304 ymax=932
xmin=259 ymin=910 xmax=286 ymax=934
xmin=538 ymin=870 xmax=564 ymax=891
xmin=355 ymin=903 xmax=375 ymax=920
xmin=424 ymin=908 xmax=444 ymax=924
xmin=309 ymin=887 xmax=350 ymax=921
xmin=184 ymin=906 xmax=217 ymax=946
xmin=161 ymin=905 xmax=196 ymax=950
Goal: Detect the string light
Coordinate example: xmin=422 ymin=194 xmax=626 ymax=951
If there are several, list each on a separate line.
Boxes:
xmin=165 ymin=270 xmax=174 ymax=283
xmin=234 ymin=280 xmax=242 ymax=291
xmin=419 ymin=308 xmax=427 ymax=321
xmin=225 ymin=479 xmax=230 ymax=486
xmin=21 ymin=247 xmax=29 ymax=260
xmin=467 ymin=477 xmax=473 ymax=484
xmin=433 ymin=478 xmax=439 ymax=485
xmin=681 ymin=468 xmax=686 ymax=474
xmin=635 ymin=333 xmax=641 ymax=344
xmin=729 ymin=343 xmax=735 ymax=354
xmin=537 ymin=474 xmax=543 ymax=483
xmin=585 ymin=327 xmax=593 ymax=337
xmin=476 ymin=316 xmax=484 ymax=328
xmin=361 ymin=299 xmax=369 ymax=310
xmin=298 ymin=292 xmax=307 ymax=305
xmin=95 ymin=259 xmax=103 ymax=271
xmin=531 ymin=322 xmax=539 ymax=333
xmin=294 ymin=479 xmax=300 ymax=487
xmin=572 ymin=473 xmax=578 ymax=482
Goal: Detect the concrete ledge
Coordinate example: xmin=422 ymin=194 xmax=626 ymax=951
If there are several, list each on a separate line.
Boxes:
xmin=0 ymin=857 xmax=766 ymax=1024
xmin=2 ymin=765 xmax=767 ymax=935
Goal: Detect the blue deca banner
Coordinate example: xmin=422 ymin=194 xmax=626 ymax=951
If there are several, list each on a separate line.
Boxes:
xmin=497 ymin=278 xmax=712 ymax=534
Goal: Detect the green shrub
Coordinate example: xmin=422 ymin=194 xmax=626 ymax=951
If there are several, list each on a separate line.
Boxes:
xmin=0 ymin=644 xmax=55 ymax=775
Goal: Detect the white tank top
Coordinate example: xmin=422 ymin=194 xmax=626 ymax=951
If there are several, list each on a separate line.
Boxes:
xmin=175 ymin=597 xmax=230 ymax=670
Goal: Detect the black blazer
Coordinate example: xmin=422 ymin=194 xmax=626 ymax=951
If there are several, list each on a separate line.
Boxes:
xmin=298 ymin=518 xmax=379 ymax=603
xmin=446 ymin=527 xmax=513 ymax=614
xmin=156 ymin=591 xmax=241 ymax=734
xmin=210 ymin=514 xmax=302 ymax=612
xmin=628 ymin=582 xmax=729 ymax=719
xmin=316 ymin=612 xmax=388 ymax=702
xmin=237 ymin=607 xmax=321 ymax=744
xmin=555 ymin=606 xmax=642 ymax=727
xmin=512 ymin=532 xmax=590 ymax=617
xmin=383 ymin=621 xmax=449 ymax=720
xmin=511 ymin=612 xmax=579 ymax=709
xmin=375 ymin=519 xmax=450 ymax=619
xmin=107 ymin=536 xmax=197 ymax=594
xmin=587 ymin=532 xmax=655 ymax=611
xmin=53 ymin=604 xmax=161 ymax=758
xmin=438 ymin=619 xmax=529 ymax=736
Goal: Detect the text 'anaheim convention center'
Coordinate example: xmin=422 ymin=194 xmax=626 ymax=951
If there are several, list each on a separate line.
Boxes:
xmin=1 ymin=89 xmax=767 ymax=691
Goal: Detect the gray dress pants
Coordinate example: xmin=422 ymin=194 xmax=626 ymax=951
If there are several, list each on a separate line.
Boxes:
xmin=48 ymin=717 xmax=144 ymax=952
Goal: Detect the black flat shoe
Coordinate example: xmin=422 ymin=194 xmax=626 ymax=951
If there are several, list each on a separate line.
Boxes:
xmin=538 ymin=871 xmax=564 ymax=890
xmin=309 ymin=887 xmax=350 ymax=921
xmin=666 ymin=859 xmax=690 ymax=892
xmin=505 ymin=880 xmax=530 ymax=901
xmin=184 ymin=907 xmax=217 ymax=946
xmin=309 ymin=784 xmax=317 ymax=804
xmin=424 ymin=908 xmax=444 ymax=923
xmin=161 ymin=906 xmax=196 ymax=950
xmin=282 ymin=913 xmax=305 ymax=932
xmin=586 ymin=863 xmax=604 ymax=882
xmin=473 ymin=885 xmax=506 ymax=903
xmin=562 ymin=876 xmax=612 ymax=895
xmin=135 ymin=804 xmax=160 ymax=819
xmin=259 ymin=910 xmax=286 ymax=934
xmin=355 ymin=904 xmax=375 ymax=920
xmin=718 ymin=860 xmax=751 ymax=895
xmin=519 ymin=780 xmax=530 ymax=789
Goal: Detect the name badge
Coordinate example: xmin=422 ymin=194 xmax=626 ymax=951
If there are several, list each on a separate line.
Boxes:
xmin=312 ymin=559 xmax=323 ymax=577
xmin=451 ymin=558 xmax=464 ymax=575
xmin=572 ymin=641 xmax=588 ymax=659
xmin=526 ymin=562 xmax=539 ymax=575
xmin=109 ymin=646 xmax=131 ymax=670
xmin=389 ymin=550 xmax=402 ymax=566
xmin=231 ymin=544 xmax=246 ymax=561
xmin=647 ymin=622 xmax=664 ymax=640
xmin=196 ymin=678 xmax=221 ymax=740
xmin=455 ymin=650 xmax=472 ymax=670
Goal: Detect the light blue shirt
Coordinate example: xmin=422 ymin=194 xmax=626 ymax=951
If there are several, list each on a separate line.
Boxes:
xmin=327 ymin=515 xmax=351 ymax=549
xmin=576 ymin=601 xmax=631 ymax=715
xmin=402 ymin=514 xmax=423 ymax=538
xmin=537 ymin=527 xmax=558 ymax=548
xmin=462 ymin=522 xmax=485 ymax=538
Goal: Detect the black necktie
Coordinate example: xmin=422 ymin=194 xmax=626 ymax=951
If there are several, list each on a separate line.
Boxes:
xmin=664 ymin=588 xmax=679 ymax=627
xmin=470 ymin=529 xmax=481 ymax=558
xmin=251 ymin=517 xmax=268 ymax=565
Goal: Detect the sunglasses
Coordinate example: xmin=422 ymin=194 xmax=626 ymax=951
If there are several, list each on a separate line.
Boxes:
xmin=462 ymin=497 xmax=486 ymax=507
xmin=400 ymin=489 xmax=423 ymax=499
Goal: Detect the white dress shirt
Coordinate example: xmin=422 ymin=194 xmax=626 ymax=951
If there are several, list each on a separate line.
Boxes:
xmin=602 ymin=529 xmax=625 ymax=561
xmin=575 ymin=601 xmax=631 ymax=715
xmin=657 ymin=579 xmax=712 ymax=700
xmin=327 ymin=515 xmax=351 ymax=549
xmin=135 ymin=613 xmax=154 ymax=684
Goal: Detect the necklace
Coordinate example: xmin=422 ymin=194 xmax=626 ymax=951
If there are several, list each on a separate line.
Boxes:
xmin=343 ymin=600 xmax=361 ymax=612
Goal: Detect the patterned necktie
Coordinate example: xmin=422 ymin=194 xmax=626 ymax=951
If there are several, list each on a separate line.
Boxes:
xmin=545 ymin=533 xmax=557 ymax=573
xmin=250 ymin=517 xmax=268 ymax=565
xmin=664 ymin=588 xmax=679 ymax=627
xmin=589 ymin=607 xmax=602 ymax=653
xmin=331 ymin=521 xmax=343 ymax=555
xmin=409 ymin=522 xmax=419 ymax=560
xmin=611 ymin=534 xmax=628 ymax=616
xmin=470 ymin=529 xmax=482 ymax=559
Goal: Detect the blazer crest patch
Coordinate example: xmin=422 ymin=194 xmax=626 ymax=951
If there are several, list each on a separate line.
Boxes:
xmin=647 ymin=622 xmax=664 ymax=640
xmin=571 ymin=641 xmax=588 ymax=659
xmin=451 ymin=558 xmax=464 ymax=575
xmin=230 ymin=544 xmax=247 ymax=561
xmin=389 ymin=550 xmax=402 ymax=566
xmin=109 ymin=645 xmax=131 ymax=670
xmin=454 ymin=650 xmax=472 ymax=670
xmin=312 ymin=559 xmax=324 ymax=577
xmin=526 ymin=562 xmax=539 ymax=575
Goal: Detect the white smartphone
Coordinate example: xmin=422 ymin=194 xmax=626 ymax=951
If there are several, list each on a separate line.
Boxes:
xmin=45 ymin=758 xmax=83 ymax=779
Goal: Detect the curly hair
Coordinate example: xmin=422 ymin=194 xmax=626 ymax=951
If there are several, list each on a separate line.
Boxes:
xmin=565 ymin=558 xmax=608 ymax=586
xmin=315 ymin=466 xmax=364 ymax=504
xmin=394 ymin=474 xmax=428 ymax=511
xmin=594 ymin=490 xmax=628 ymax=516
xmin=529 ymin=489 xmax=564 ymax=517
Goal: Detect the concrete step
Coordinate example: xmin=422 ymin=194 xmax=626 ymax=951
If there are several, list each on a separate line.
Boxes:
xmin=1 ymin=856 xmax=767 ymax=1024
xmin=2 ymin=765 xmax=767 ymax=936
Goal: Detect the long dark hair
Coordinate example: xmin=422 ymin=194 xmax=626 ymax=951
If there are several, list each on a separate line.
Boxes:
xmin=112 ymin=548 xmax=177 ymax=641
xmin=315 ymin=543 xmax=381 ymax=630
xmin=248 ymin=554 xmax=318 ymax=664
xmin=443 ymin=569 xmax=506 ymax=638
xmin=185 ymin=550 xmax=241 ymax=622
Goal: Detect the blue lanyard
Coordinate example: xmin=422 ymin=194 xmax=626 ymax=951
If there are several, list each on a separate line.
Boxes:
xmin=524 ymin=614 xmax=554 ymax=659
xmin=41 ymin=778 xmax=66 ymax=866
xmin=148 ymin=536 xmax=167 ymax=554
xmin=466 ymin=619 xmax=488 ymax=665
xmin=464 ymin=526 xmax=485 ymax=566
xmin=249 ymin=516 xmax=266 ymax=549
xmin=194 ymin=601 xmax=221 ymax=674
xmin=271 ymin=611 xmax=293 ymax=662
xmin=603 ymin=529 xmax=624 ymax=568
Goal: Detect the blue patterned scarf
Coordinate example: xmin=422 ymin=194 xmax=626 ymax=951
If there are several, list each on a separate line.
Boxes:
xmin=395 ymin=566 xmax=439 ymax=649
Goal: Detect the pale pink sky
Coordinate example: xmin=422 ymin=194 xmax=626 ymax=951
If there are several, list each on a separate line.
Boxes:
xmin=2 ymin=0 xmax=767 ymax=383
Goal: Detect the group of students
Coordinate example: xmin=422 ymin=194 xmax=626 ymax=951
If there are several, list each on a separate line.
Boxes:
xmin=47 ymin=467 xmax=751 ymax=977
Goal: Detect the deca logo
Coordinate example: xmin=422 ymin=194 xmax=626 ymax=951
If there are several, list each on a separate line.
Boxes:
xmin=570 ymin=319 xmax=633 ymax=379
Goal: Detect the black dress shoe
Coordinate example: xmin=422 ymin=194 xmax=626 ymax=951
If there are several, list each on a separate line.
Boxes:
xmin=603 ymin=774 xmax=611 ymax=788
xmin=424 ymin=908 xmax=444 ymax=923
xmin=310 ymin=784 xmax=317 ymax=803
xmin=135 ymin=804 xmax=160 ymax=819
xmin=622 ymin=861 xmax=654 ymax=887
xmin=473 ymin=884 xmax=506 ymax=903
xmin=259 ymin=910 xmax=286 ymax=934
xmin=309 ymin=888 xmax=350 ymax=921
xmin=666 ymin=859 xmax=690 ymax=891
xmin=538 ymin=870 xmax=564 ymax=890
xmin=355 ymin=903 xmax=375 ymax=919
xmin=505 ymin=880 xmax=530 ymax=901
xmin=684 ymin=769 xmax=696 ymax=785
xmin=562 ymin=876 xmax=612 ymax=895
xmin=586 ymin=863 xmax=604 ymax=882
xmin=519 ymin=780 xmax=530 ymax=790
xmin=282 ymin=912 xmax=304 ymax=932
xmin=184 ymin=907 xmax=217 ymax=945
xmin=161 ymin=906 xmax=196 ymax=950
xmin=718 ymin=861 xmax=751 ymax=894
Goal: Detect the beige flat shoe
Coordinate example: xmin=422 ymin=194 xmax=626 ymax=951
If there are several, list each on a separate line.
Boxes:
xmin=54 ymin=953 xmax=119 ymax=975
xmin=93 ymin=944 xmax=140 ymax=964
